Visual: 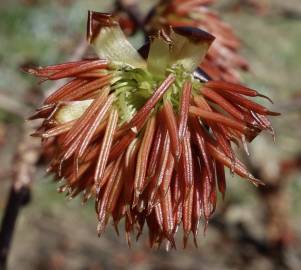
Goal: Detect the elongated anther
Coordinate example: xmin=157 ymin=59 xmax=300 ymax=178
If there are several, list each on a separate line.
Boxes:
xmin=205 ymin=80 xmax=274 ymax=103
xmin=146 ymin=124 xmax=162 ymax=180
xmin=94 ymin=107 xmax=119 ymax=184
xmin=162 ymin=100 xmax=180 ymax=161
xmin=202 ymin=87 xmax=245 ymax=120
xmin=208 ymin=143 xmax=263 ymax=186
xmin=44 ymin=79 xmax=87 ymax=104
xmin=160 ymin=153 xmax=175 ymax=196
xmin=63 ymin=87 xmax=110 ymax=148
xmin=59 ymin=75 xmax=111 ymax=102
xmin=183 ymin=183 xmax=194 ymax=248
xmin=189 ymin=106 xmax=247 ymax=133
xmin=148 ymin=129 xmax=170 ymax=210
xmin=106 ymin=166 xmax=125 ymax=214
xmin=178 ymin=81 xmax=192 ymax=141
xmin=189 ymin=116 xmax=214 ymax=180
xmin=123 ymin=138 xmax=140 ymax=206
xmin=96 ymin=154 xmax=123 ymax=234
xmin=160 ymin=189 xmax=175 ymax=247
xmin=217 ymin=90 xmax=280 ymax=116
xmin=133 ymin=115 xmax=156 ymax=205
xmin=78 ymin=94 xmax=115 ymax=158
xmin=26 ymin=59 xmax=93 ymax=73
xmin=48 ymin=60 xmax=108 ymax=80
xmin=38 ymin=120 xmax=75 ymax=138
xmin=181 ymin=133 xmax=194 ymax=187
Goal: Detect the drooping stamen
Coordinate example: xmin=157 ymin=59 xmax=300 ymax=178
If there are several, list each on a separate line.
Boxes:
xmin=162 ymin=99 xmax=181 ymax=161
xmin=201 ymin=166 xmax=214 ymax=221
xmin=172 ymin=174 xmax=182 ymax=221
xmin=46 ymin=60 xmax=108 ymax=80
xmin=207 ymin=143 xmax=263 ymax=186
xmin=55 ymin=75 xmax=111 ymax=102
xmin=209 ymin=123 xmax=236 ymax=169
xmin=251 ymin=111 xmax=275 ymax=136
xmin=67 ymin=161 xmax=91 ymax=186
xmin=202 ymin=87 xmax=245 ymax=120
xmin=39 ymin=120 xmax=75 ymax=138
xmin=94 ymin=108 xmax=119 ymax=184
xmin=216 ymin=90 xmax=279 ymax=116
xmin=23 ymin=60 xmax=93 ymax=77
xmin=44 ymin=79 xmax=88 ymax=104
xmin=192 ymin=158 xmax=202 ymax=247
xmin=106 ymin=165 xmax=125 ymax=214
xmin=77 ymin=94 xmax=115 ymax=159
xmin=193 ymin=94 xmax=242 ymax=157
xmin=97 ymin=161 xmax=115 ymax=190
xmin=189 ymin=106 xmax=247 ymax=133
xmin=183 ymin=182 xmax=194 ymax=248
xmin=96 ymin=154 xmax=123 ymax=236
xmin=160 ymin=189 xmax=175 ymax=247
xmin=154 ymin=204 xmax=164 ymax=232
xmin=58 ymin=123 xmax=91 ymax=176
xmin=189 ymin=117 xmax=214 ymax=181
xmin=205 ymin=80 xmax=274 ymax=103
xmin=146 ymin=124 xmax=163 ymax=180
xmin=133 ymin=115 xmax=156 ymax=205
xmin=178 ymin=81 xmax=192 ymax=141
xmin=181 ymin=132 xmax=194 ymax=188
xmin=63 ymin=87 xmax=110 ymax=148
xmin=123 ymin=138 xmax=141 ymax=207
xmin=160 ymin=153 xmax=175 ymax=196
xmin=148 ymin=129 xmax=171 ymax=212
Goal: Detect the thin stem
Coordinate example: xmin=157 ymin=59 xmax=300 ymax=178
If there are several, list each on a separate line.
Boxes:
xmin=0 ymin=185 xmax=31 ymax=270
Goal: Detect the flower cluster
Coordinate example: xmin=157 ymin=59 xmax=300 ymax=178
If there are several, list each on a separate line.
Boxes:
xmin=27 ymin=11 xmax=279 ymax=249
xmin=145 ymin=0 xmax=249 ymax=83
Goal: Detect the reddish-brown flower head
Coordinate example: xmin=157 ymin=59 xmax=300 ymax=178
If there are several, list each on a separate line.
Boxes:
xmin=27 ymin=11 xmax=279 ymax=249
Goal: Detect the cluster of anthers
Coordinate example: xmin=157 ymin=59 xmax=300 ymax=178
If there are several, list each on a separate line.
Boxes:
xmin=145 ymin=0 xmax=249 ymax=83
xmin=26 ymin=11 xmax=279 ymax=249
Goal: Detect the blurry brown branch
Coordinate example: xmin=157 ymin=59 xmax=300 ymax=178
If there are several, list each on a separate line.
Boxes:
xmin=0 ymin=122 xmax=40 ymax=270
xmin=0 ymin=188 xmax=30 ymax=270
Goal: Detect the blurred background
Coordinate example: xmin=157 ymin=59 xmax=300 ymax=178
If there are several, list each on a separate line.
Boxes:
xmin=1 ymin=0 xmax=301 ymax=269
